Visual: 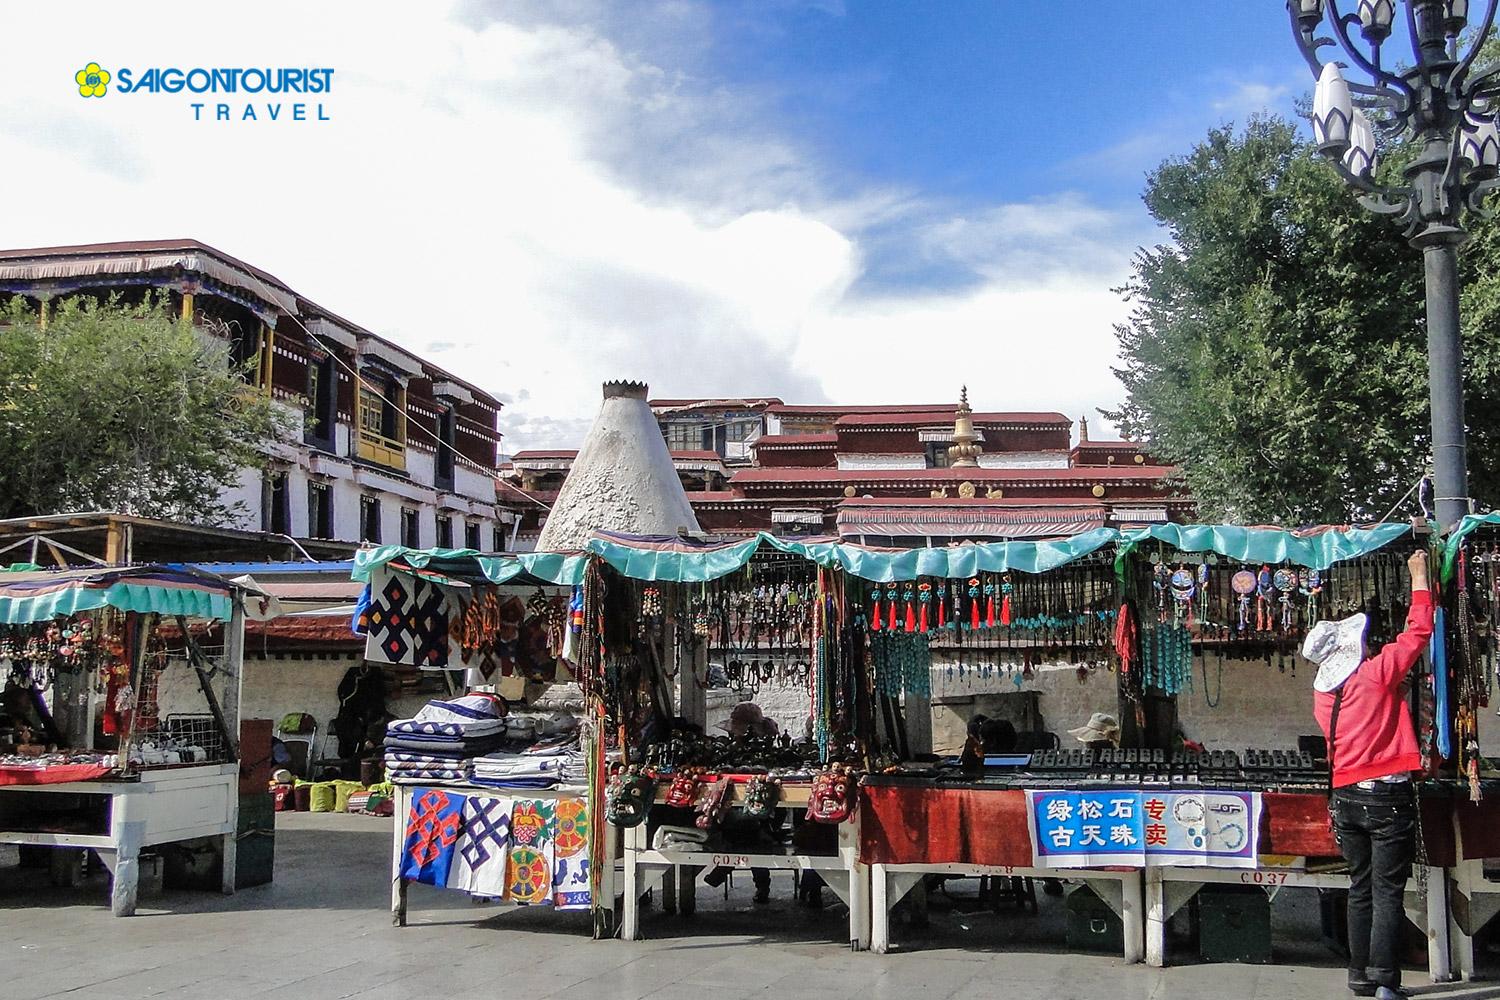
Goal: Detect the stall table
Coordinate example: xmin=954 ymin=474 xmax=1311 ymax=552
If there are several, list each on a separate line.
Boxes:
xmin=0 ymin=762 xmax=240 ymax=916
xmin=859 ymin=778 xmax=1142 ymax=958
xmin=620 ymin=780 xmax=870 ymax=949
xmin=390 ymin=781 xmax=615 ymax=929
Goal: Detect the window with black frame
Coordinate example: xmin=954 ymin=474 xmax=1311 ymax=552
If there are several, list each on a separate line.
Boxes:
xmin=360 ymin=494 xmax=382 ymax=543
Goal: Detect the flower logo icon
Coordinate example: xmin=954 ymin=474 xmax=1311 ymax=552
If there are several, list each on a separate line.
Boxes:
xmin=75 ymin=62 xmax=110 ymax=98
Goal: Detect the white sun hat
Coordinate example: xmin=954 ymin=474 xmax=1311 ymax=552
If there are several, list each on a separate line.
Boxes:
xmin=1305 ymin=613 xmax=1369 ymax=693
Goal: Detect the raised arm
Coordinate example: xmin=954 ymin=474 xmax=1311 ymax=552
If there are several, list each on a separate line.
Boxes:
xmin=1368 ymin=550 xmax=1434 ymax=689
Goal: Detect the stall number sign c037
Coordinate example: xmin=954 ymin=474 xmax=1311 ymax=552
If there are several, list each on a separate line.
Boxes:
xmin=1025 ymin=790 xmax=1260 ymax=869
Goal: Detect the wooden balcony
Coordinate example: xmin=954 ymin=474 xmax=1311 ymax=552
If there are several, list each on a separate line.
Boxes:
xmin=356 ymin=429 xmax=406 ymax=471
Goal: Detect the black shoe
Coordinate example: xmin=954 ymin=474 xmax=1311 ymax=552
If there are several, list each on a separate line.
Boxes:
xmin=753 ymin=887 xmax=771 ymax=904
xmin=1351 ymin=985 xmax=1408 ymax=999
xmin=703 ymin=869 xmax=727 ymax=889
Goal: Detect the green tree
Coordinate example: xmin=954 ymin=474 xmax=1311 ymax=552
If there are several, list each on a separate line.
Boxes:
xmin=1110 ymin=114 xmax=1500 ymax=524
xmin=0 ymin=294 xmax=293 ymax=523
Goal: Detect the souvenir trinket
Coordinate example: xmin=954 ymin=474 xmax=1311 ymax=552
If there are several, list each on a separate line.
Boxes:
xmin=808 ymin=763 xmax=856 ymax=823
xmin=606 ymin=767 xmax=656 ymax=828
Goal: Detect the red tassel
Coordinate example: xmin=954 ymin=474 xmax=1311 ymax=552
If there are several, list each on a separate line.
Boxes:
xmin=920 ymin=604 xmax=929 ymax=633
xmin=904 ymin=602 xmax=916 ymax=633
xmin=937 ymin=596 xmax=946 ymax=627
xmin=1001 ymin=595 xmax=1012 ymax=627
xmin=971 ymin=599 xmax=980 ymax=630
xmin=889 ymin=601 xmax=897 ymax=632
xmin=986 ymin=597 xmax=995 ymax=628
xmin=871 ymin=600 xmax=882 ymax=631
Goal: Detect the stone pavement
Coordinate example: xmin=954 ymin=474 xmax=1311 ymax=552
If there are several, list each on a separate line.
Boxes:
xmin=4 ymin=812 xmax=1500 ymax=1000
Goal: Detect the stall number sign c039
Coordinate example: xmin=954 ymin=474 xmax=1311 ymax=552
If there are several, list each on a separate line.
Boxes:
xmin=1025 ymin=789 xmax=1260 ymax=869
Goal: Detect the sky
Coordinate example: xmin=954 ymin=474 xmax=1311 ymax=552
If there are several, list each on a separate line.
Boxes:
xmin=0 ymin=2 xmax=1311 ymax=451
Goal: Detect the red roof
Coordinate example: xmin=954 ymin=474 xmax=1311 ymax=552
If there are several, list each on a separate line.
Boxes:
xmin=835 ymin=410 xmax=1071 ymax=428
xmin=732 ymin=466 xmax=1176 ymax=484
xmin=511 ymin=449 xmax=722 ymax=462
xmin=649 ymin=397 xmax=782 ymax=409
xmin=770 ymin=403 xmax=957 ymax=416
xmin=837 ymin=496 xmax=1111 ymax=508
xmin=753 ymin=433 xmax=837 ymax=447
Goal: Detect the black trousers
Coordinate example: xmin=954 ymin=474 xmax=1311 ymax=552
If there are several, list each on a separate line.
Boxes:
xmin=1331 ymin=784 xmax=1418 ymax=990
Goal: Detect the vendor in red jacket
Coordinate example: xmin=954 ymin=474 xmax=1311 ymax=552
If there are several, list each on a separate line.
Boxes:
xmin=1308 ymin=549 xmax=1432 ymax=1000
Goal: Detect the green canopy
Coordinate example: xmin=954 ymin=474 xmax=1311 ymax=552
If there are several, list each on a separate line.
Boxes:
xmin=0 ymin=567 xmax=236 ymax=624
xmin=352 ymin=545 xmax=589 ymax=587
xmin=1115 ymin=522 xmax=1411 ymax=572
xmin=1441 ymin=511 xmax=1500 ymax=582
xmin=582 ymin=529 xmax=1119 ymax=584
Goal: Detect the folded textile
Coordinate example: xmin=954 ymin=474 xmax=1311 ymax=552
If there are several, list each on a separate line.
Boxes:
xmin=413 ymin=693 xmax=507 ymax=725
xmin=383 ymin=733 xmax=509 ymax=756
xmin=385 ymin=751 xmax=477 ymax=768
xmin=386 ymin=718 xmax=507 ymax=741
xmin=386 ymin=767 xmax=471 ymax=783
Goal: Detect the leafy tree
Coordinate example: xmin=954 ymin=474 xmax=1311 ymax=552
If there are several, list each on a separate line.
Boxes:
xmin=0 ymin=294 xmax=293 ymax=523
xmin=1109 ymin=115 xmax=1500 ymax=524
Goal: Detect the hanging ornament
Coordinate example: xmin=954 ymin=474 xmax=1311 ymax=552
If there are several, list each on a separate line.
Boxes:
xmin=1299 ymin=569 xmax=1323 ymax=624
xmin=870 ymin=586 xmax=883 ymax=632
xmin=1000 ymin=573 xmax=1014 ymax=627
xmin=936 ymin=581 xmax=948 ymax=628
xmin=967 ymin=578 xmax=981 ymax=630
xmin=1273 ymin=568 xmax=1298 ymax=632
xmin=903 ymin=582 xmax=917 ymax=633
xmin=1232 ymin=569 xmax=1256 ymax=632
xmin=1170 ymin=566 xmax=1196 ymax=625
xmin=885 ymin=582 xmax=899 ymax=632
xmin=984 ymin=579 xmax=996 ymax=628
xmin=917 ymin=582 xmax=932 ymax=633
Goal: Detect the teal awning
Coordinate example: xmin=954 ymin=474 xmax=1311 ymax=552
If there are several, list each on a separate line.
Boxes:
xmin=1116 ymin=522 xmax=1411 ymax=572
xmin=0 ymin=567 xmax=235 ymax=624
xmin=1441 ymin=511 xmax=1500 ymax=582
xmin=583 ymin=529 xmax=1119 ymax=584
xmin=352 ymin=545 xmax=589 ymax=587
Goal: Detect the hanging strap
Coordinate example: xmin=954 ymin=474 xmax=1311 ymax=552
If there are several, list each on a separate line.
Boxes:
xmin=1326 ymin=686 xmax=1345 ymax=799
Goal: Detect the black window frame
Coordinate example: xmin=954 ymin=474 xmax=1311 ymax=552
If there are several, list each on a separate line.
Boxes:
xmin=359 ymin=494 xmax=382 ymax=543
xmin=305 ymin=352 xmax=338 ymax=452
xmin=436 ymin=513 xmax=453 ymax=549
xmin=400 ymin=507 xmax=420 ymax=548
xmin=307 ymin=481 xmax=333 ymax=539
xmin=464 ymin=521 xmax=481 ymax=551
xmin=435 ymin=405 xmax=457 ymax=491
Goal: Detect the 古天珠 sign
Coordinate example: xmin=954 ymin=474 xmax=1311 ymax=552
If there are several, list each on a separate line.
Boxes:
xmin=1025 ymin=789 xmax=1260 ymax=868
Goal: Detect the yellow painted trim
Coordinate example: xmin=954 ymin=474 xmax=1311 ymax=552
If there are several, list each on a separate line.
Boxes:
xmin=261 ymin=322 xmax=276 ymax=392
xmin=181 ymin=292 xmax=194 ymax=322
xmin=38 ymin=299 xmax=48 ymax=329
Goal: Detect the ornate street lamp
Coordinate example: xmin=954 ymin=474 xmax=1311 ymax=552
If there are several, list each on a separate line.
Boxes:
xmin=1288 ymin=0 xmax=1500 ymax=528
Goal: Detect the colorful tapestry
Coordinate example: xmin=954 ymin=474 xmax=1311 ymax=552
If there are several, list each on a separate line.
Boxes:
xmin=453 ymin=589 xmax=525 ymax=679
xmin=361 ymin=567 xmax=458 ymax=669
xmin=505 ymin=799 xmax=556 ymax=904
xmin=400 ymin=787 xmax=468 ymax=885
xmin=552 ymin=796 xmax=591 ymax=909
xmin=447 ymin=795 xmax=513 ymax=898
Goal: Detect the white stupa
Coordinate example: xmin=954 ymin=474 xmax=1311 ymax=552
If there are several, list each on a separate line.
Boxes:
xmin=535 ymin=380 xmax=702 ymax=551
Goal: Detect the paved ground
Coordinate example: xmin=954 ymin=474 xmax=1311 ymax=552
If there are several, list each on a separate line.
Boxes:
xmin=4 ymin=812 xmax=1500 ymax=1000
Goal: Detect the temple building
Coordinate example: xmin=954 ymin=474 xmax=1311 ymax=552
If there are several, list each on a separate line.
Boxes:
xmin=503 ymin=389 xmax=1189 ymax=548
xmin=0 ymin=240 xmax=513 ymax=552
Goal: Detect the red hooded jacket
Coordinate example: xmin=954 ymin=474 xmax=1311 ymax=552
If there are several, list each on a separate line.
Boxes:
xmin=1312 ymin=590 xmax=1432 ymax=788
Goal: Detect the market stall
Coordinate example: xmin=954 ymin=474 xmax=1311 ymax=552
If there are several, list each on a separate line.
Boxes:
xmin=0 ymin=565 xmax=248 ymax=916
xmin=854 ymin=521 xmax=1493 ymax=977
xmin=348 ymin=546 xmax=617 ymax=933
xmin=581 ymin=532 xmax=877 ymax=949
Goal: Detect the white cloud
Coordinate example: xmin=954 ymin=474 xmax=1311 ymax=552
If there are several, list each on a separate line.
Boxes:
xmin=0 ymin=0 xmax=1143 ymax=448
xmin=1212 ymin=81 xmax=1290 ymax=116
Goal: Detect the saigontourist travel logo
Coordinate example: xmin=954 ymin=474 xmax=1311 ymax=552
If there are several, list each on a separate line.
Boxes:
xmin=71 ymin=61 xmax=335 ymax=122
xmin=75 ymin=63 xmax=110 ymax=98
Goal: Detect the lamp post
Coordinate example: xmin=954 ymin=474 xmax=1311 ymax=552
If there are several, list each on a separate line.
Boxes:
xmin=1288 ymin=0 xmax=1500 ymax=528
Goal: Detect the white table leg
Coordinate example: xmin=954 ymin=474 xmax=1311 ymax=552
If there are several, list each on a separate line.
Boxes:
xmin=108 ymin=791 xmax=143 ymax=917
xmin=622 ymin=822 xmax=642 ymax=941
xmin=871 ymin=863 xmax=890 ymax=954
xmin=840 ymin=816 xmax=870 ymax=950
xmin=391 ymin=784 xmax=408 ymax=927
xmin=1450 ymin=859 xmax=1478 ymax=981
xmin=1121 ymin=869 xmax=1145 ymax=964
xmin=1426 ymin=865 xmax=1452 ymax=983
xmin=1145 ymin=866 xmax=1167 ymax=967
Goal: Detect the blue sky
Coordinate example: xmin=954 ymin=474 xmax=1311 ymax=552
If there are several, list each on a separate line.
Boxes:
xmin=4 ymin=1 xmax=1317 ymax=448
xmin=704 ymin=2 xmax=1308 ymax=213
